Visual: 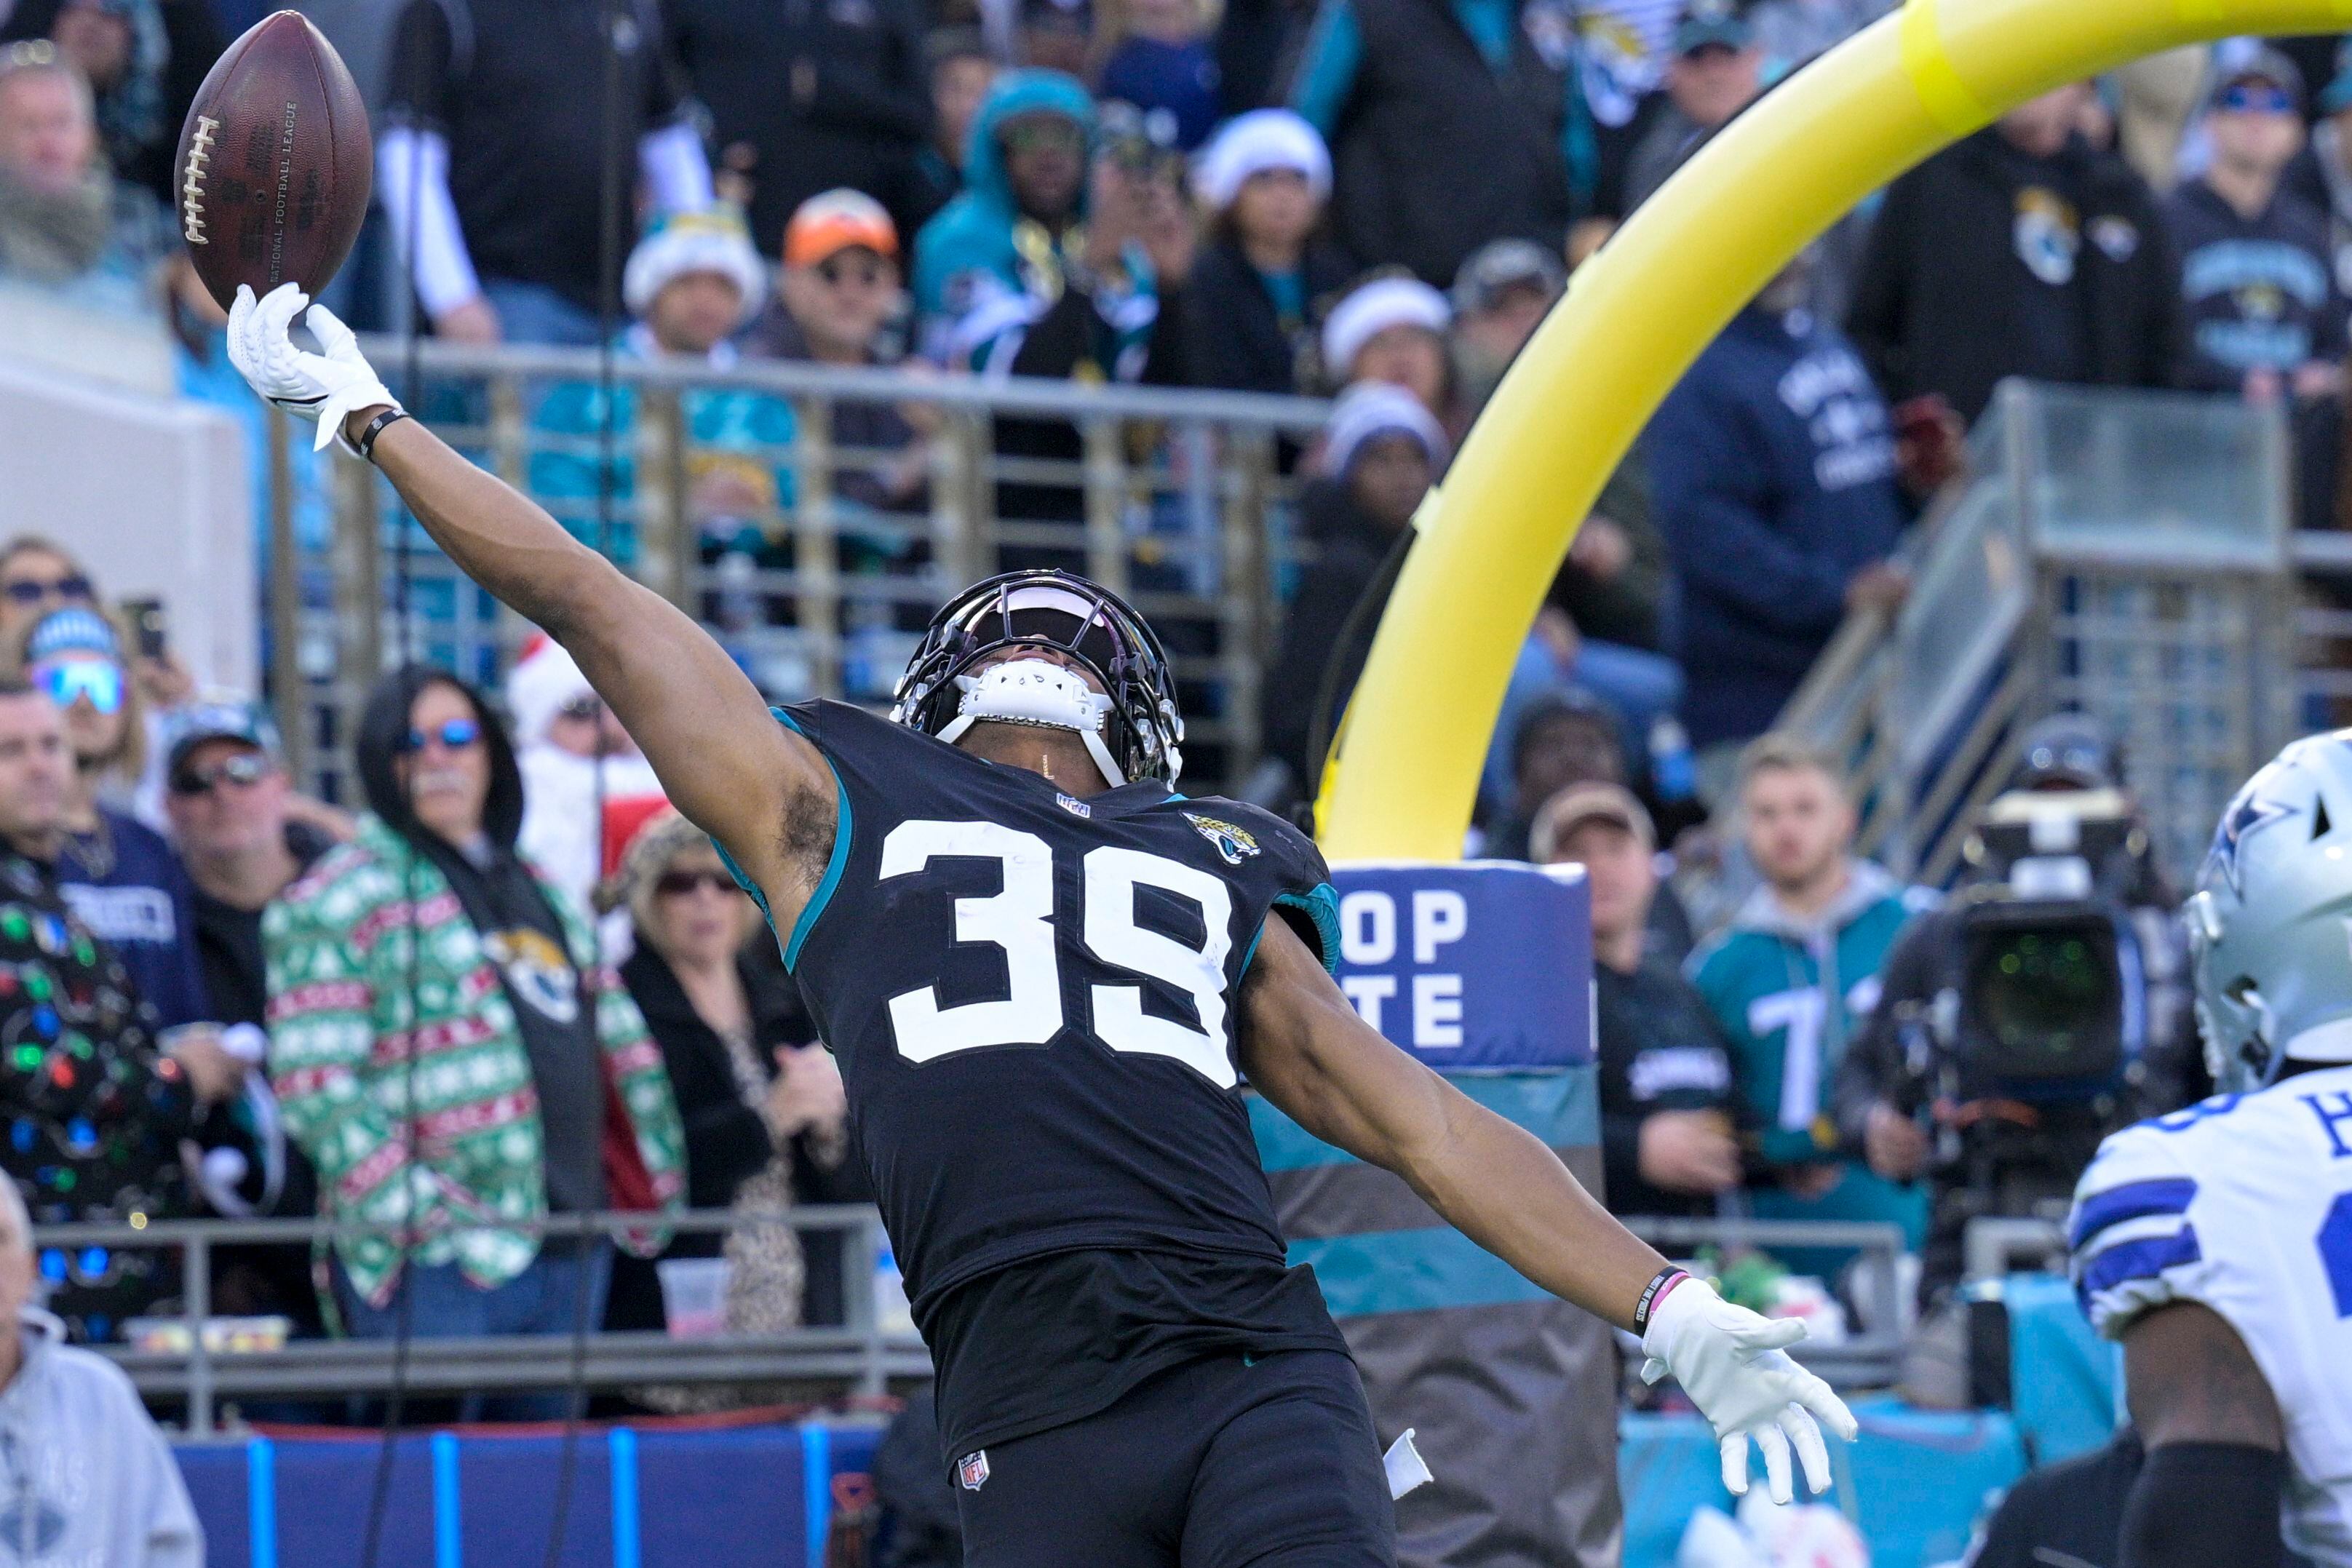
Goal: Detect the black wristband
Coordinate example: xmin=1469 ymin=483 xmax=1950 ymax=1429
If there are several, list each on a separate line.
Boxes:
xmin=356 ymin=408 xmax=410 ymax=463
xmin=1632 ymin=1266 xmax=1690 ymax=1334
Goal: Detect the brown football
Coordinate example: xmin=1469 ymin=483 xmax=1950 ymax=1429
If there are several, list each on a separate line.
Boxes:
xmin=175 ymin=11 xmax=373 ymax=311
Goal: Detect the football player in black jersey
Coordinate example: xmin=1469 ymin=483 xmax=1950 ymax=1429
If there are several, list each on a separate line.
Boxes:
xmin=230 ymin=283 xmax=1858 ymax=1566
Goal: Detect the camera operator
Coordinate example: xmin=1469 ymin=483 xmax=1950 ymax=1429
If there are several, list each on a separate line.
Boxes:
xmin=1833 ymin=714 xmax=2193 ymax=1305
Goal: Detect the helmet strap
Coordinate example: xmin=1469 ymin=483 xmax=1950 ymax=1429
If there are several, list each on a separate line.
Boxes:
xmin=936 ymin=658 xmax=1129 ymax=787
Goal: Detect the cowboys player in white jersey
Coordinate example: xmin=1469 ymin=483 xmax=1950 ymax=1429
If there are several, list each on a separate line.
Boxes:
xmin=2071 ymin=733 xmax=2352 ymax=1566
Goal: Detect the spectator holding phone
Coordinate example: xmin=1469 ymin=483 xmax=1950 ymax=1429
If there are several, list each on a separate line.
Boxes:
xmin=914 ymin=71 xmax=1197 ymax=554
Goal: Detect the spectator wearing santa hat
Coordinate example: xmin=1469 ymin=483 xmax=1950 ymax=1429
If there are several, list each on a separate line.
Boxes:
xmin=1185 ymin=110 xmax=1353 ymax=397
xmin=531 ymin=209 xmax=800 ymax=560
xmin=1319 ymin=272 xmax=1458 ymax=429
xmin=1262 ymin=382 xmax=1449 ymax=797
xmin=507 ymin=633 xmax=668 ymax=955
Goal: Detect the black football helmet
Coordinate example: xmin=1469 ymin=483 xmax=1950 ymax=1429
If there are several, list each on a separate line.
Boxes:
xmin=891 ymin=570 xmax=1185 ymax=784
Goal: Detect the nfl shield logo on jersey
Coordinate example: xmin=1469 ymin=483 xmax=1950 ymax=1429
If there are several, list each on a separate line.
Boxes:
xmin=958 ymin=1450 xmax=990 ymax=1491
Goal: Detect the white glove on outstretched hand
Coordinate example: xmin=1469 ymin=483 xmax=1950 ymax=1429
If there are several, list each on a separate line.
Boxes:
xmin=227 ymin=282 xmax=400 ymax=455
xmin=1640 ymin=1276 xmax=1859 ymax=1505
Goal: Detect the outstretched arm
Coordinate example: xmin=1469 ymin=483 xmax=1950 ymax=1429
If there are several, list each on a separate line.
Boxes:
xmin=1238 ymin=916 xmax=1856 ymax=1501
xmin=227 ymin=284 xmax=833 ymax=914
xmin=2117 ymin=1303 xmax=2285 ymax=1568
xmin=1240 ymin=913 xmax=1664 ymax=1322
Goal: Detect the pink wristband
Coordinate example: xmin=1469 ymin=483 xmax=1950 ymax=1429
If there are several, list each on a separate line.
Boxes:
xmin=1633 ymin=1266 xmax=1690 ymax=1334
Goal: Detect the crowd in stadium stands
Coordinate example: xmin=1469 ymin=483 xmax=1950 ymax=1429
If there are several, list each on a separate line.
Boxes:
xmin=0 ymin=0 xmax=2342 ymax=1441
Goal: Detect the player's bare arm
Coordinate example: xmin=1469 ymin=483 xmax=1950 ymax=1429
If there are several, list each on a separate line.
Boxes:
xmin=1238 ymin=915 xmax=1857 ymax=1503
xmin=1237 ymin=914 xmax=1665 ymax=1326
xmin=225 ymin=282 xmax=834 ymax=915
xmin=2115 ymin=1303 xmax=2285 ymax=1568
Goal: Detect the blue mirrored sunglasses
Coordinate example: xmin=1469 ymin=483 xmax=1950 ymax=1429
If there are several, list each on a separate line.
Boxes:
xmin=2218 ymin=83 xmax=2295 ymax=114
xmin=399 ymin=717 xmax=482 ymax=754
xmin=31 ymin=657 xmax=124 ymax=716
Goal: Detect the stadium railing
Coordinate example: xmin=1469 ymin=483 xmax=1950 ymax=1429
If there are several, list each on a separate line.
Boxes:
xmin=36 ymin=1206 xmax=929 ymax=1436
xmin=1768 ymin=378 xmax=2301 ymax=885
xmin=41 ymin=1209 xmax=1913 ymax=1433
xmin=275 ymin=343 xmax=1332 ymax=802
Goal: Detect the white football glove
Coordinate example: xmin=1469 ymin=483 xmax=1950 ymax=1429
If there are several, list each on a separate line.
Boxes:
xmin=1640 ymin=1276 xmax=1859 ymax=1505
xmin=226 ymin=282 xmax=400 ymax=455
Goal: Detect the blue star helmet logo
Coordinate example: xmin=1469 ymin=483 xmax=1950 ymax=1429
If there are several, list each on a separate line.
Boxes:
xmin=2209 ymin=787 xmax=2293 ymax=894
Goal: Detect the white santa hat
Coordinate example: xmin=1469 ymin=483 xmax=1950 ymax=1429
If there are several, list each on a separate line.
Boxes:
xmin=505 ymin=632 xmax=597 ymax=747
xmin=1321 ymin=276 xmax=1453 ymax=384
xmin=1191 ymin=109 xmax=1331 ymax=212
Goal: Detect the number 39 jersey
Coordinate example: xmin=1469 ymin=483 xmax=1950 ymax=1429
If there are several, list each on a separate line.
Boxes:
xmin=738 ymin=701 xmax=1341 ymax=1325
xmin=2068 ymin=1064 xmax=2352 ymax=1561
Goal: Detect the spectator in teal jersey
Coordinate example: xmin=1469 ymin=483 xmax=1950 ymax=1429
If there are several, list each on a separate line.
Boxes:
xmin=1287 ymin=0 xmax=1585 ymax=283
xmin=1686 ymin=733 xmax=1932 ymax=1267
xmin=911 ymin=69 xmax=1193 ymax=381
xmin=913 ymin=69 xmax=1196 ymax=560
xmin=531 ymin=208 xmax=796 ymax=566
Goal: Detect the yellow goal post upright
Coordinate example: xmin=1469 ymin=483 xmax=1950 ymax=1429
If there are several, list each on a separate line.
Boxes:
xmin=1318 ymin=0 xmax=2352 ymax=863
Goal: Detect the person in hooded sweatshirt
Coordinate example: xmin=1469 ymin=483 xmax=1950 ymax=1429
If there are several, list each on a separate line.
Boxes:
xmin=263 ymin=666 xmax=686 ymax=1421
xmin=913 ymin=69 xmax=1200 ymax=558
xmin=0 ymin=1179 xmax=202 ymax=1568
xmin=1844 ymin=79 xmax=2183 ymax=428
xmin=1687 ymin=735 xmax=1931 ymax=1263
xmin=1648 ymin=249 xmax=1912 ymax=760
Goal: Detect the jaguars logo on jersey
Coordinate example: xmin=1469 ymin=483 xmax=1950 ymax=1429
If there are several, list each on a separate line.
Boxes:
xmin=1185 ymin=813 xmax=1261 ymax=866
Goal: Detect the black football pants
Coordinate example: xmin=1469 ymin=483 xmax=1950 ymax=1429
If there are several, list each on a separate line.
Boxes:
xmin=948 ymin=1348 xmax=1396 ymax=1568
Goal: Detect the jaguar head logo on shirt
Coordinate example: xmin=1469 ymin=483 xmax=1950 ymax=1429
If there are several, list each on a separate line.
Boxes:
xmin=2013 ymin=186 xmax=2081 ymax=287
xmin=1184 ymin=813 xmax=1260 ymax=866
xmin=482 ymin=928 xmax=581 ymax=1024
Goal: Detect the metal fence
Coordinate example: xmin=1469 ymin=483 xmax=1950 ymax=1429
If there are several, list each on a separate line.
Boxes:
xmin=1773 ymin=380 xmax=2303 ymax=884
xmin=41 ymin=1208 xmax=1912 ymax=1434
xmin=269 ymin=342 xmax=1332 ymax=803
xmin=39 ymin=1206 xmax=928 ymax=1436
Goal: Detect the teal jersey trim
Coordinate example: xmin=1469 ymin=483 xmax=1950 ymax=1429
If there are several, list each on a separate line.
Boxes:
xmin=1290 ymin=1225 xmax=1555 ymax=1317
xmin=1276 ymin=884 xmax=1341 ymax=974
xmin=715 ymin=706 xmax=853 ymax=973
xmin=1250 ymin=1069 xmax=1597 ymax=1170
xmin=1240 ymin=883 xmax=1340 ymax=980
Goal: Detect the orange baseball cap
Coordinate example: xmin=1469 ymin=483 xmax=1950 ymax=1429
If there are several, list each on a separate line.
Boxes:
xmin=784 ymin=188 xmax=899 ymax=267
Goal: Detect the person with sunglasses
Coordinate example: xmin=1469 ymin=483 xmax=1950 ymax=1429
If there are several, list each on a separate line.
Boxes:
xmin=2167 ymin=51 xmax=2350 ymax=407
xmin=748 ymin=188 xmax=931 ymax=525
xmin=0 ymin=535 xmax=96 ymax=649
xmin=158 ymin=702 xmax=334 ymax=1337
xmin=603 ymin=811 xmax=856 ymax=1398
xmin=21 ymin=608 xmax=212 ymax=1035
xmin=263 ymin=666 xmax=684 ymax=1420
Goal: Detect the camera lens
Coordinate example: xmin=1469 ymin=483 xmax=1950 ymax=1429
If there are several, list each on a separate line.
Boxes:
xmin=1969 ymin=925 xmax=2116 ymax=1067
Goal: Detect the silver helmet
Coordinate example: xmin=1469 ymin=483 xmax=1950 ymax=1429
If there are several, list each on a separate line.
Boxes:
xmin=2188 ymin=731 xmax=2352 ymax=1093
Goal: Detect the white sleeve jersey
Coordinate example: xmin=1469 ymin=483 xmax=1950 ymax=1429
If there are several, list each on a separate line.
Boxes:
xmin=2069 ymin=1064 xmax=2352 ymax=1564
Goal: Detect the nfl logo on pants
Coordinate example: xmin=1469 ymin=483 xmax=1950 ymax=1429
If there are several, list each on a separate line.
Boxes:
xmin=958 ymin=1451 xmax=990 ymax=1491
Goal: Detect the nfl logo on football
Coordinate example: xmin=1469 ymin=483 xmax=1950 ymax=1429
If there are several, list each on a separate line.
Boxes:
xmin=958 ymin=1451 xmax=990 ymax=1491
